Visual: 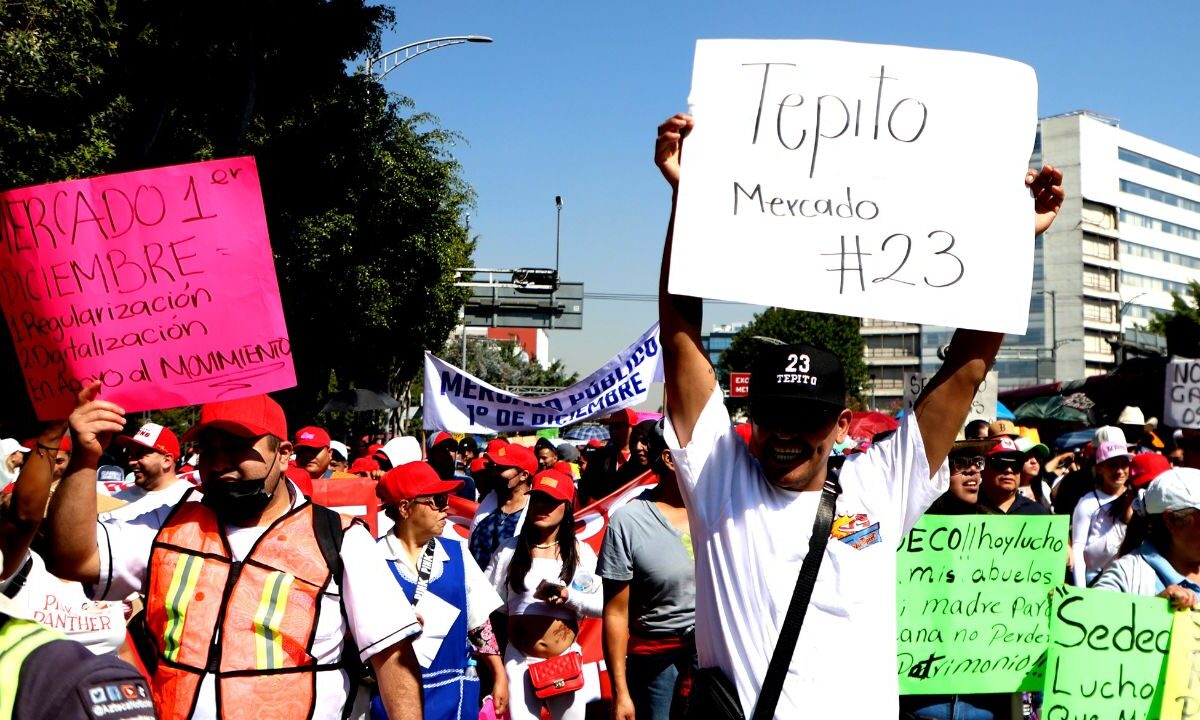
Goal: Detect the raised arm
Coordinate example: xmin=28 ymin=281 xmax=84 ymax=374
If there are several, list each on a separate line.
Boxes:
xmin=657 ymin=113 xmax=715 ymax=447
xmin=914 ymin=166 xmax=1063 ymax=475
xmin=45 ymin=383 xmax=126 ymax=582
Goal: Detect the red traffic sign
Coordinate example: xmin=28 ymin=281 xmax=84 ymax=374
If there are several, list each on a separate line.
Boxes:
xmin=729 ymin=372 xmax=751 ymax=398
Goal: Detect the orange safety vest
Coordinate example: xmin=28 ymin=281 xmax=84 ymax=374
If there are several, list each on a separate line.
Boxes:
xmin=143 ymin=493 xmax=354 ymax=719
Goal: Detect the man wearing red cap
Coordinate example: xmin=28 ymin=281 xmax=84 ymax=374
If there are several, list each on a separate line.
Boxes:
xmin=294 ymin=425 xmax=334 ymax=479
xmin=46 ymin=384 xmax=424 ymax=720
xmin=104 ymin=423 xmax=190 ymax=521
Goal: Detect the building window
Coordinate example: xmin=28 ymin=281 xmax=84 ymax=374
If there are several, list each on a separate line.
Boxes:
xmin=1084 ymin=334 xmax=1110 ymax=354
xmin=1119 ymin=147 xmax=1200 ymax=186
xmin=1119 ymin=240 xmax=1200 ymax=270
xmin=1083 ymin=267 xmax=1114 ymax=292
xmin=1120 ymin=179 xmax=1200 ymax=214
xmin=1118 ymin=209 xmax=1200 ymax=242
xmin=1083 ymin=301 xmax=1116 ymax=323
xmin=1120 ymin=271 xmax=1189 ymax=295
xmin=1082 ymin=236 xmax=1116 ymax=260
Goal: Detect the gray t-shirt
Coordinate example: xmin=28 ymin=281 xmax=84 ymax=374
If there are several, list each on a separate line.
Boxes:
xmin=596 ymin=497 xmax=696 ymax=636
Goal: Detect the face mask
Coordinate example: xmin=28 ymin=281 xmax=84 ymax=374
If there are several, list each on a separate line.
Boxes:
xmin=201 ymin=452 xmax=277 ymax=523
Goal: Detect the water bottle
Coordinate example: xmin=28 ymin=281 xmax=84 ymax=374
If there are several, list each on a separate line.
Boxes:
xmin=465 ymin=657 xmax=479 ymax=680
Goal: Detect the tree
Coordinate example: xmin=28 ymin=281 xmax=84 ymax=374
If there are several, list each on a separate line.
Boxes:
xmin=0 ymin=1 xmax=474 ymax=432
xmin=1148 ymin=280 xmax=1200 ymax=358
xmin=718 ymin=307 xmax=868 ymax=405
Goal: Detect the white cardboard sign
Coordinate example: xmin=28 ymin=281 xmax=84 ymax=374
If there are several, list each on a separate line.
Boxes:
xmin=1165 ymin=358 xmax=1200 ymax=429
xmin=903 ymin=370 xmax=997 ymax=425
xmin=671 ymin=40 xmax=1038 ymax=334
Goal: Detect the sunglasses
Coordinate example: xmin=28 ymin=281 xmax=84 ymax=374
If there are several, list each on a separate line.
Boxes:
xmin=751 ymin=407 xmax=840 ymax=434
xmin=987 ymin=457 xmax=1022 ymax=473
xmin=410 ymin=493 xmax=450 ymax=509
xmin=950 ymin=456 xmax=985 ymax=474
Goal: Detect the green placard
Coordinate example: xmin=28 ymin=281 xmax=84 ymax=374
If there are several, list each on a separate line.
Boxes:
xmin=1042 ymin=586 xmax=1170 ymax=720
xmin=896 ymin=514 xmax=1068 ymax=694
xmin=535 ymin=428 xmax=560 ymax=439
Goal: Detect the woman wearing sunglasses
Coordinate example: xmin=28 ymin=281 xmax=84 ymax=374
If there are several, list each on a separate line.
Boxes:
xmin=374 ymin=461 xmax=508 ymax=720
xmin=485 ymin=468 xmax=602 ymax=720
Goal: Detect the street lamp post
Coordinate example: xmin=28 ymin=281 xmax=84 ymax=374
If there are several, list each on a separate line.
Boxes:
xmin=365 ymin=35 xmax=493 ymax=79
xmin=554 ymin=196 xmax=563 ymax=278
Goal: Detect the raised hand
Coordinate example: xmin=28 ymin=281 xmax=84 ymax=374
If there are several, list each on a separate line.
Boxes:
xmin=1027 ymin=164 xmax=1065 ymax=236
xmin=655 ymin=114 xmax=694 ymax=190
xmin=67 ymin=382 xmax=126 ymax=463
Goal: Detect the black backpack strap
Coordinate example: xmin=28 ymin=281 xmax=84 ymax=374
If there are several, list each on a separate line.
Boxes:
xmin=751 ymin=464 xmax=842 ymax=720
xmin=311 ymin=504 xmax=366 ymax=720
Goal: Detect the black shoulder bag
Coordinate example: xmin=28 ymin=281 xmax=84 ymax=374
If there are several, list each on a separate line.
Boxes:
xmin=685 ymin=468 xmax=842 ymax=720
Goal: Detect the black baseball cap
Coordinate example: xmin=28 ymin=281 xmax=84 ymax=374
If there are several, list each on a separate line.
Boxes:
xmin=748 ymin=344 xmax=847 ymax=425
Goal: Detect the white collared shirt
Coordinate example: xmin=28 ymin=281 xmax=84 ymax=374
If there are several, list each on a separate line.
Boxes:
xmin=379 ymin=532 xmax=503 ymax=632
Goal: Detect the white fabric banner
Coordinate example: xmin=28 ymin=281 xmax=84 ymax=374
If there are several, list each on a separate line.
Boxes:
xmin=671 ymin=39 xmax=1038 ymax=334
xmin=423 ymin=324 xmax=662 ymax=433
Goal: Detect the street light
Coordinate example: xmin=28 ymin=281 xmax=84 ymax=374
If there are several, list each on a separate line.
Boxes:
xmin=365 ymin=35 xmax=493 ymax=79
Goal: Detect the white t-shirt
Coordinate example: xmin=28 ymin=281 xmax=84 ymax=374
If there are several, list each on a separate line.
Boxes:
xmin=92 ymin=480 xmax=421 ymax=720
xmin=484 ymin=538 xmax=603 ymax=621
xmin=664 ymin=387 xmax=947 ymax=720
xmin=99 ymin=477 xmax=194 ymax=522
xmin=1070 ymin=488 xmax=1127 ymax=587
xmin=3 ymin=551 xmax=125 ymax=655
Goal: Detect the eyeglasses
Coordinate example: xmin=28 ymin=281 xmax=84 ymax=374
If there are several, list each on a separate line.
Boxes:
xmin=950 ymin=456 xmax=985 ymax=474
xmin=987 ymin=457 xmax=1022 ymax=473
xmin=410 ymin=493 xmax=449 ymax=509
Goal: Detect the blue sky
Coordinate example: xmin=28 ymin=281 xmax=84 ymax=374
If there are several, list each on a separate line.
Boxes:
xmin=377 ymin=2 xmax=1200 ymax=377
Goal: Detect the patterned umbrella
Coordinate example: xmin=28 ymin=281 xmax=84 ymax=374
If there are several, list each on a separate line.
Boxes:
xmin=562 ymin=424 xmax=610 ymax=442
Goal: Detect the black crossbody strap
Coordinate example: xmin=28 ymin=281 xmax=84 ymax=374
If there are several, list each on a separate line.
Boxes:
xmin=751 ymin=466 xmax=842 ymax=720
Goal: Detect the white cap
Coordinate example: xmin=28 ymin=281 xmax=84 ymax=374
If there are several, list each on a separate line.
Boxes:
xmin=329 ymin=441 xmax=349 ymax=462
xmin=1094 ymin=426 xmax=1128 ymax=446
xmin=0 ymin=439 xmax=30 ymax=459
xmin=1117 ymin=406 xmax=1146 ymax=426
xmin=1142 ymin=468 xmax=1200 ymax=514
xmin=379 ymin=436 xmax=422 ymax=467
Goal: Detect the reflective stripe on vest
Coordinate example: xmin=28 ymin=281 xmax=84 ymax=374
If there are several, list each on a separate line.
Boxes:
xmin=145 ymin=499 xmax=352 ymax=719
xmin=0 ymin=618 xmax=63 ymax=719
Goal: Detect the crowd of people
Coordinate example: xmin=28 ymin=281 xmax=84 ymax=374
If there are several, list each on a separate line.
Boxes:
xmin=0 ymin=112 xmax=1194 ymax=720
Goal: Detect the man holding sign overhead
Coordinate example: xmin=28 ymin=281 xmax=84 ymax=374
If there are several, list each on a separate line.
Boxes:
xmin=654 ymin=45 xmax=1063 ymax=720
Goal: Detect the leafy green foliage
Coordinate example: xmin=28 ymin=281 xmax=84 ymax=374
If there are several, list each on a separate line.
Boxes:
xmin=1147 ymin=280 xmax=1200 ymax=334
xmin=0 ymin=0 xmax=474 ymax=431
xmin=718 ymin=307 xmax=868 ymax=404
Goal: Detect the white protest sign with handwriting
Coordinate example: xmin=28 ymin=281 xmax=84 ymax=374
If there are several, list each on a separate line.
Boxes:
xmin=903 ymin=371 xmax=997 ymax=425
xmin=1165 ymin=358 xmax=1200 ymax=429
xmin=671 ymin=40 xmax=1038 ymax=334
xmin=424 ymin=324 xmax=662 ymax=433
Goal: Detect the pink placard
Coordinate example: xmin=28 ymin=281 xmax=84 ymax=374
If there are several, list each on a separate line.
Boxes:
xmin=0 ymin=157 xmax=296 ymax=419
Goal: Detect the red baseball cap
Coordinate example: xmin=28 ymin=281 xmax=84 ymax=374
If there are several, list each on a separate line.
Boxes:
xmin=734 ymin=423 xmax=753 ymax=445
xmin=587 ymin=439 xmax=604 ymax=449
xmin=486 ymin=443 xmax=538 ymax=475
xmin=987 ymin=436 xmax=1024 ymax=459
xmin=486 ymin=438 xmax=509 ymax=455
xmin=553 ymin=460 xmax=575 ymax=477
xmin=377 ymin=461 xmax=463 ymax=505
xmin=468 ymin=457 xmax=489 ymax=474
xmin=116 ymin=423 xmax=181 ymax=458
xmin=59 ymin=435 xmax=72 ymax=453
xmin=294 ymin=426 xmax=331 ymax=449
xmin=1130 ymin=452 xmax=1171 ymax=489
xmin=349 ymin=457 xmax=380 ymax=475
xmin=431 ymin=432 xmax=457 ymax=448
xmin=606 ymin=408 xmax=637 ymax=426
xmin=284 ymin=465 xmax=313 ymax=497
xmin=182 ymin=394 xmax=288 ymax=442
xmin=530 ymin=469 xmax=576 ymax=504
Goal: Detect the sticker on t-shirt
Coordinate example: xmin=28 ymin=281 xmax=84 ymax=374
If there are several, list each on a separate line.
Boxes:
xmin=831 ymin=514 xmax=882 ymax=549
xmin=81 ymin=681 xmax=155 ymax=719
